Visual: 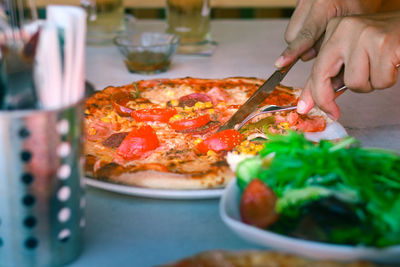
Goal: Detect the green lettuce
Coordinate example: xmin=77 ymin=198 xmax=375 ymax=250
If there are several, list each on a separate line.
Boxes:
xmin=236 ymin=131 xmax=400 ymax=247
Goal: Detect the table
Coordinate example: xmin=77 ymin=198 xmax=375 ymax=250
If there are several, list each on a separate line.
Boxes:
xmin=71 ymin=19 xmax=400 ymax=267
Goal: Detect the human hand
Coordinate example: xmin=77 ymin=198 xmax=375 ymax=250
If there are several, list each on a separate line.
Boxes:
xmin=275 ymin=0 xmax=382 ymax=68
xmin=296 ymin=12 xmax=400 ymax=120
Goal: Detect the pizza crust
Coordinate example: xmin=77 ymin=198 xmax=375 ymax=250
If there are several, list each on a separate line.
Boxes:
xmin=85 ymin=153 xmax=234 ymax=190
xmin=87 ymin=165 xmax=234 ymax=190
xmin=158 ymin=250 xmax=378 ymax=267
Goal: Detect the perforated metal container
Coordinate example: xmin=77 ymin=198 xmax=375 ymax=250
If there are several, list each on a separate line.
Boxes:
xmin=0 ymin=101 xmax=85 ymax=267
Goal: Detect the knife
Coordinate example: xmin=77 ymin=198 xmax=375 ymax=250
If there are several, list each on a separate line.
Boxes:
xmin=218 ymin=59 xmax=298 ymax=132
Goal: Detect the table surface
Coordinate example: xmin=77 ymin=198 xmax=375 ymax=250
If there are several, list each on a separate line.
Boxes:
xmin=71 ymin=19 xmax=400 ymax=267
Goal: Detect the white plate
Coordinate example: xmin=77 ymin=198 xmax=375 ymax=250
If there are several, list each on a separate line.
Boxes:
xmin=220 ymin=179 xmax=400 ymax=264
xmin=85 ymin=178 xmax=224 ymax=200
xmin=85 ymin=121 xmax=347 ymax=200
xmin=304 ymin=120 xmax=348 ymax=142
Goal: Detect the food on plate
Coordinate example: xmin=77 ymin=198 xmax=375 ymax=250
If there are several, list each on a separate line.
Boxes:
xmin=240 ymin=178 xmax=279 ymax=228
xmin=236 ymin=132 xmax=400 ymax=247
xmin=85 ymin=77 xmax=331 ymax=190
xmin=159 ymin=250 xmax=378 ymax=267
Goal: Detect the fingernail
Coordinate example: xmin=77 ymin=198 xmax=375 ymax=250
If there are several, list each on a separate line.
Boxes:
xmin=296 ymin=100 xmax=307 ymax=113
xmin=274 ymin=56 xmax=285 ymax=68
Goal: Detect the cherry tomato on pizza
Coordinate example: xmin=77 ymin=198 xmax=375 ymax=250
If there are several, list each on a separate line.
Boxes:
xmin=169 ymin=114 xmax=211 ymax=131
xmin=240 ymin=179 xmax=279 ymax=228
xmin=131 ymin=108 xmax=177 ymax=123
xmin=197 ymin=129 xmax=244 ymax=153
xmin=117 ymin=125 xmax=159 ymax=160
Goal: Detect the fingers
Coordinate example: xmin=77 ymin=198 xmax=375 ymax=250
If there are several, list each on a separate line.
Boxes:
xmin=342 ymin=16 xmax=400 ymax=91
xmin=371 ymin=57 xmax=400 ymax=90
xmin=309 ymin=74 xmax=342 ymax=120
xmin=299 ymin=26 xmax=345 ymax=120
xmin=297 ymin=80 xmax=314 ymax=114
xmin=293 ymin=10 xmax=400 ymax=122
xmin=300 ymin=36 xmax=324 ymax=61
xmin=285 ymin=0 xmax=313 ymax=43
xmin=298 ymin=75 xmax=341 ymax=120
xmin=276 ymin=24 xmax=323 ymax=68
xmin=297 ymin=14 xmax=400 ymax=120
xmin=278 ymin=0 xmax=386 ymax=69
xmin=276 ymin=1 xmax=332 ymax=68
xmin=300 ymin=47 xmax=317 ymax=62
xmin=343 ymin=43 xmax=372 ymax=93
xmin=369 ymin=33 xmax=400 ymax=89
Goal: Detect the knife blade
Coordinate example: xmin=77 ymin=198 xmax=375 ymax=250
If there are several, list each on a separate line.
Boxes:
xmin=218 ymin=60 xmax=297 ymax=132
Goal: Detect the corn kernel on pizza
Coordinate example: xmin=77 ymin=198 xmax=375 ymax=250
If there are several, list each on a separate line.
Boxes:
xmin=84 ymin=77 xmax=328 ymax=190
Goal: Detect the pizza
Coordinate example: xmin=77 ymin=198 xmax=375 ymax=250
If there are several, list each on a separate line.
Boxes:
xmin=84 ymin=77 xmax=329 ymax=190
xmin=158 ymin=250 xmax=377 ymax=267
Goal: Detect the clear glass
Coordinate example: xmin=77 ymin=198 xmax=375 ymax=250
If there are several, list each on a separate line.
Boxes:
xmin=166 ymin=0 xmax=215 ymax=55
xmin=166 ymin=0 xmax=210 ymax=45
xmin=81 ymin=0 xmax=125 ymax=45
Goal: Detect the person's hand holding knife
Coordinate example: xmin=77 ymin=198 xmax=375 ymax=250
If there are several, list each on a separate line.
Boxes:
xmin=275 ymin=0 xmax=400 ymax=120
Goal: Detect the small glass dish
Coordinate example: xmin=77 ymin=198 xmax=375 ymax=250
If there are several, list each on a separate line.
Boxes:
xmin=114 ymin=32 xmax=179 ymax=74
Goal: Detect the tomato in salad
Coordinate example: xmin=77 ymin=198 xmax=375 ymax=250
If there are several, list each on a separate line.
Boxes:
xmin=117 ymin=125 xmax=159 ymax=160
xmin=240 ymin=179 xmax=279 ymax=228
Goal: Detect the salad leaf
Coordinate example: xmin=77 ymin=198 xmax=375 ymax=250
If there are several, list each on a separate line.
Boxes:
xmin=236 ymin=131 xmax=400 ymax=247
xmin=275 ymin=186 xmax=332 ymax=215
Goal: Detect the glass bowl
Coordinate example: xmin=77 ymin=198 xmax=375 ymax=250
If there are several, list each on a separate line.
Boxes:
xmin=114 ymin=32 xmax=179 ymax=74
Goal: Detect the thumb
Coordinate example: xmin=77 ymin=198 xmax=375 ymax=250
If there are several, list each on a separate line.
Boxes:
xmin=276 ymin=11 xmax=328 ymax=68
xmin=297 ymin=80 xmax=314 ymax=114
xmin=275 ymin=32 xmax=318 ymax=68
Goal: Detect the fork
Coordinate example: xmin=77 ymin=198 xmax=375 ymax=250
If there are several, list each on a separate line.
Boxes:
xmin=236 ymin=85 xmax=347 ymax=130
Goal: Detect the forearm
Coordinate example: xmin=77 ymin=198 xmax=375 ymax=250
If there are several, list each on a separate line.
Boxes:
xmin=379 ymin=0 xmax=400 ymax=11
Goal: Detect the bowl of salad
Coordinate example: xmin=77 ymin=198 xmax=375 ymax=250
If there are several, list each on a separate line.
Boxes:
xmin=220 ymin=132 xmax=400 ymax=264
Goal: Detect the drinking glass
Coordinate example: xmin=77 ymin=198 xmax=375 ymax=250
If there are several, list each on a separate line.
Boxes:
xmin=166 ymin=0 xmax=216 ymax=55
xmin=81 ymin=0 xmax=125 ymax=45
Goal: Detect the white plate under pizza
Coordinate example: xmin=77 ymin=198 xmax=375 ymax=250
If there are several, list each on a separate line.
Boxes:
xmin=84 ymin=77 xmax=347 ymax=199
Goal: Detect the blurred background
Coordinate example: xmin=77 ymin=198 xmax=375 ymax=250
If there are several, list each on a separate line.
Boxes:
xmin=35 ymin=0 xmax=295 ymax=19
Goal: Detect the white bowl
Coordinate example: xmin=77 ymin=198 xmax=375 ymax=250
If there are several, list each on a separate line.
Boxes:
xmin=220 ymin=179 xmax=400 ymax=264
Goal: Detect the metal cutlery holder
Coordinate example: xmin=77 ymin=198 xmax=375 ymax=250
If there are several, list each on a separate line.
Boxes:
xmin=0 ymin=101 xmax=85 ymax=267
